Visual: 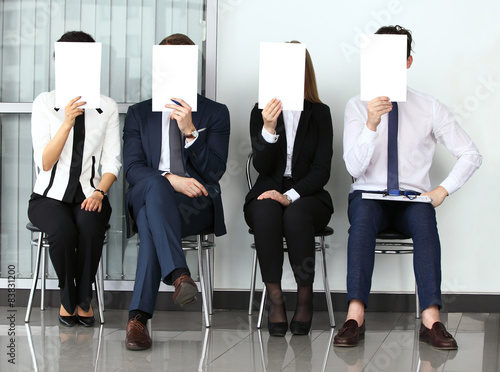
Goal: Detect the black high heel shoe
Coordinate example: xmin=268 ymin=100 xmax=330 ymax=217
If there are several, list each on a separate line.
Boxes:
xmin=77 ymin=315 xmax=95 ymax=327
xmin=290 ymin=302 xmax=313 ymax=335
xmin=268 ymin=303 xmax=288 ymax=337
xmin=290 ymin=317 xmax=312 ymax=335
xmin=58 ymin=315 xmax=77 ymax=327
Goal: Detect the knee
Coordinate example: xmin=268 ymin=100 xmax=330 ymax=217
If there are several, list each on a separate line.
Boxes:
xmin=143 ymin=176 xmax=174 ymax=202
xmin=247 ymin=199 xmax=282 ymax=229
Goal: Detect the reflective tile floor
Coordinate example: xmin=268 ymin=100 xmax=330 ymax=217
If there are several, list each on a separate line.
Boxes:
xmin=1 ymin=306 xmax=499 ymax=371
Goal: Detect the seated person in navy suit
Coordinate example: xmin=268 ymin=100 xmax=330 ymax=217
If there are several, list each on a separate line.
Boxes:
xmin=123 ymin=33 xmax=230 ymax=351
xmin=334 ymin=25 xmax=482 ymax=349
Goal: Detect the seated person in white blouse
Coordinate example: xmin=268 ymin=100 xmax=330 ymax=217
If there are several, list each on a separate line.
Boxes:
xmin=334 ymin=25 xmax=482 ymax=349
xmin=28 ymin=31 xmax=121 ymax=327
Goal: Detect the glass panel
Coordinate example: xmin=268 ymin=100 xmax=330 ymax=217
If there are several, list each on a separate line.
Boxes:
xmin=0 ymin=0 xmax=207 ymax=280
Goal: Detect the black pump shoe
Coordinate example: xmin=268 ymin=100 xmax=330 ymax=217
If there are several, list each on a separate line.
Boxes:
xmin=58 ymin=315 xmax=77 ymax=327
xmin=77 ymin=315 xmax=95 ymax=327
xmin=290 ymin=318 xmax=312 ymax=335
xmin=268 ymin=319 xmax=288 ymax=337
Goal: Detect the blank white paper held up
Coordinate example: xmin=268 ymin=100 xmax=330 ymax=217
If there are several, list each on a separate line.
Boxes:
xmin=55 ymin=42 xmax=102 ymax=109
xmin=360 ymin=34 xmax=407 ymax=102
xmin=152 ymin=45 xmax=198 ymax=112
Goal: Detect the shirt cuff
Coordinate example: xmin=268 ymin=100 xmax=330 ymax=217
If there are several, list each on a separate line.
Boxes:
xmin=184 ymin=136 xmax=197 ymax=148
xmin=261 ymin=126 xmax=279 ymax=143
xmin=284 ymin=188 xmax=300 ymax=203
xmin=359 ymin=125 xmax=379 ymax=143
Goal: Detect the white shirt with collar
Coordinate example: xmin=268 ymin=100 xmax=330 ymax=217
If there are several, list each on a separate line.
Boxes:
xmin=343 ymin=87 xmax=482 ymax=194
xmin=31 ymin=91 xmax=122 ymax=200
xmin=261 ymin=110 xmax=301 ymax=202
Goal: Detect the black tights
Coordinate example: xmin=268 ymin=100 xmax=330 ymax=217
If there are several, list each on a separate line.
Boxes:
xmin=266 ymin=282 xmax=313 ymax=323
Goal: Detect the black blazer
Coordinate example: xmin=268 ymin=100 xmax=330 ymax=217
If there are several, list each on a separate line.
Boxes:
xmin=123 ymin=95 xmax=231 ymax=237
xmin=244 ymin=100 xmax=333 ymax=212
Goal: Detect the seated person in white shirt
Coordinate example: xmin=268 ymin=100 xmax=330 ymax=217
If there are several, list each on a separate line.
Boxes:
xmin=334 ymin=25 xmax=482 ymax=349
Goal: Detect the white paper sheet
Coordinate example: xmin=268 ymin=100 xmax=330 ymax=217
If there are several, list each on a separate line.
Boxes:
xmin=362 ymin=193 xmax=432 ymax=203
xmin=55 ymin=42 xmax=102 ymax=109
xmin=258 ymin=42 xmax=306 ymax=111
xmin=152 ymin=45 xmax=198 ymax=112
xmin=360 ymin=34 xmax=407 ymax=102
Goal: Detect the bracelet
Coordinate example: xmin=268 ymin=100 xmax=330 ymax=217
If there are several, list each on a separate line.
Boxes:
xmin=94 ymin=189 xmax=106 ymax=196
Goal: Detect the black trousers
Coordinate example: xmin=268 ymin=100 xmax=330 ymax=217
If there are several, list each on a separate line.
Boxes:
xmin=28 ymin=193 xmax=111 ymax=314
xmin=244 ymin=196 xmax=331 ymax=286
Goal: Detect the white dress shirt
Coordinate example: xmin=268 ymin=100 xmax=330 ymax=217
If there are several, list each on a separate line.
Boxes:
xmin=261 ymin=110 xmax=301 ymax=202
xmin=343 ymin=87 xmax=482 ymax=195
xmin=31 ymin=91 xmax=122 ymax=200
xmin=158 ymin=111 xmax=197 ymax=173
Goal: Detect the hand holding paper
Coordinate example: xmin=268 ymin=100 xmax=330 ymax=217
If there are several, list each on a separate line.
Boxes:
xmin=164 ymin=98 xmax=196 ymax=138
xmin=63 ymin=96 xmax=86 ymax=128
xmin=262 ymin=98 xmax=282 ymax=134
xmin=366 ymin=96 xmax=393 ymax=131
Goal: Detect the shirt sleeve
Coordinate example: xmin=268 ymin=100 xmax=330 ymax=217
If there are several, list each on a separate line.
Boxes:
xmin=432 ymin=101 xmax=482 ymax=195
xmin=343 ymin=99 xmax=379 ymax=179
xmin=100 ymin=98 xmax=122 ymax=178
xmin=31 ymin=93 xmax=53 ymax=171
xmin=284 ymin=188 xmax=300 ymax=202
xmin=261 ymin=126 xmax=279 ymax=143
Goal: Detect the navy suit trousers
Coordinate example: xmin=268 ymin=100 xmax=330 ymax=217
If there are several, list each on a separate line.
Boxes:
xmin=128 ymin=175 xmax=213 ymax=315
xmin=347 ymin=190 xmax=442 ymax=311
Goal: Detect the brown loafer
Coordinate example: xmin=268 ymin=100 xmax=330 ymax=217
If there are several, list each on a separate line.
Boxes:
xmin=419 ymin=322 xmax=458 ymax=350
xmin=173 ymin=273 xmax=198 ymax=306
xmin=334 ymin=319 xmax=365 ymax=347
xmin=125 ymin=317 xmax=152 ymax=351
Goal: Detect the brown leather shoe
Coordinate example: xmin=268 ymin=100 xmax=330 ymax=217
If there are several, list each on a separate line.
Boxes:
xmin=173 ymin=273 xmax=198 ymax=306
xmin=333 ymin=319 xmax=365 ymax=347
xmin=419 ymin=322 xmax=458 ymax=350
xmin=125 ymin=317 xmax=152 ymax=351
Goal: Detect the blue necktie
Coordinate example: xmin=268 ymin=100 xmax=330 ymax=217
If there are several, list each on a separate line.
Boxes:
xmin=387 ymin=102 xmax=399 ymax=195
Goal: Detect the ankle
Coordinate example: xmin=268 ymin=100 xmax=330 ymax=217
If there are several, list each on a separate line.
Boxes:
xmin=346 ymin=300 xmax=365 ymax=326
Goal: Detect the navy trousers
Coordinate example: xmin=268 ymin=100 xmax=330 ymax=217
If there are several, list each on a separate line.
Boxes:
xmin=347 ymin=190 xmax=442 ymax=311
xmin=128 ymin=176 xmax=213 ymax=315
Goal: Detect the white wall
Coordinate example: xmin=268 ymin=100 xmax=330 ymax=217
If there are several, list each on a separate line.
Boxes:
xmin=213 ymin=0 xmax=500 ymax=296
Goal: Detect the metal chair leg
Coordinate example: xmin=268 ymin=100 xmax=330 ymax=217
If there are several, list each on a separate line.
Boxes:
xmin=25 ymin=232 xmax=44 ymax=323
xmin=96 ymin=257 xmax=105 ymax=324
xmin=40 ymin=235 xmax=47 ymax=311
xmin=415 ymin=282 xmax=420 ymax=319
xmin=319 ymin=238 xmax=335 ymax=328
xmin=256 ymin=285 xmax=267 ymax=329
xmin=248 ymin=250 xmax=258 ymax=315
xmin=197 ymin=235 xmax=211 ymax=327
xmin=204 ymin=243 xmax=213 ymax=315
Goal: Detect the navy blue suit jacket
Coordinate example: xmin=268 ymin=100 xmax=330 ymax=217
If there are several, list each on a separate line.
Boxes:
xmin=123 ymin=94 xmax=230 ymax=237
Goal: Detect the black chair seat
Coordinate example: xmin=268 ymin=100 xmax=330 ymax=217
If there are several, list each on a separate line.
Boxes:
xmin=248 ymin=226 xmax=334 ymax=237
xmin=27 ymin=222 xmax=111 ymax=233
xmin=377 ymin=228 xmax=411 ymax=240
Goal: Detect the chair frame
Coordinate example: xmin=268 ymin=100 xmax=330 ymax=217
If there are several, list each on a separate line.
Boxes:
xmin=375 ymin=229 xmax=420 ymax=318
xmin=245 ymin=152 xmax=335 ymax=328
xmin=24 ymin=223 xmax=107 ymax=324
xmin=181 ymin=232 xmax=216 ymax=327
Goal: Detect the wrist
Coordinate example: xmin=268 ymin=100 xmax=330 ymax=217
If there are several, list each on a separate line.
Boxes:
xmin=94 ymin=188 xmax=106 ymax=197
